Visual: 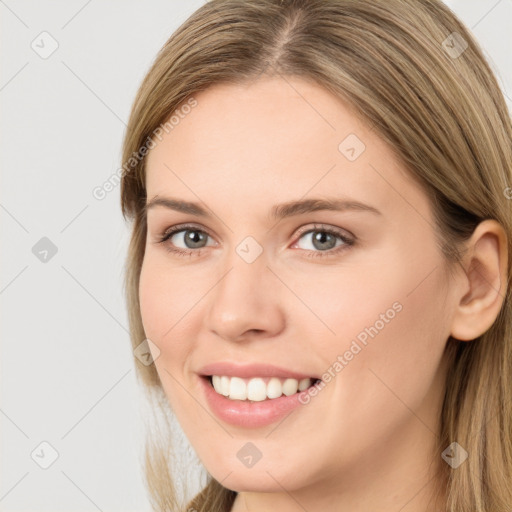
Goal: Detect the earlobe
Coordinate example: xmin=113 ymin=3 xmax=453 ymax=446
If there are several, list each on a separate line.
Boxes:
xmin=449 ymin=220 xmax=509 ymax=342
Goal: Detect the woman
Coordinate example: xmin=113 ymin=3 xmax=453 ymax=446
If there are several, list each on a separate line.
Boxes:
xmin=120 ymin=1 xmax=512 ymax=510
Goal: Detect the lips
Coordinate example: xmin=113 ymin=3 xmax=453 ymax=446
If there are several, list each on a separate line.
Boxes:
xmin=195 ymin=362 xmax=323 ymax=427
xmin=199 ymin=373 xmax=317 ymax=427
xmin=197 ymin=361 xmax=320 ymax=381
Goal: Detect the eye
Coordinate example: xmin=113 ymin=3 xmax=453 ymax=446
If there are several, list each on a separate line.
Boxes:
xmin=292 ymin=223 xmax=354 ymax=258
xmin=155 ymin=223 xmax=215 ymax=256
xmin=154 ymin=222 xmax=355 ymax=258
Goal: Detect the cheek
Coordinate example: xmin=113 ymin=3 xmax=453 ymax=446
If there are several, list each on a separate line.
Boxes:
xmin=360 ymin=281 xmax=447 ymax=413
xmin=139 ymin=251 xmax=202 ymax=334
xmin=138 ymin=258 xmax=202 ymax=418
xmin=138 ymin=257 xmax=196 ymax=369
xmin=139 ymin=260 xmax=170 ymax=341
xmin=308 ymin=247 xmax=450 ymax=409
xmin=288 ymin=260 xmax=450 ymax=469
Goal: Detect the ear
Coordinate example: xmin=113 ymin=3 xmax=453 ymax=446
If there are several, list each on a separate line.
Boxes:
xmin=450 ymin=219 xmax=509 ymax=341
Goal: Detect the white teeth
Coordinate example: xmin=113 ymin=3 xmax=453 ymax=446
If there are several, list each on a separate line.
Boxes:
xmin=229 ymin=377 xmax=247 ymax=400
xmin=210 ymin=375 xmax=314 ymax=401
xmin=212 ymin=375 xmax=222 ymax=394
xmin=220 ymin=376 xmax=230 ymax=396
xmin=298 ymin=378 xmax=311 ymax=391
xmin=247 ymin=378 xmax=267 ymax=401
xmin=212 ymin=375 xmax=231 ymax=396
xmin=267 ymin=377 xmax=283 ymax=399
xmin=282 ymin=378 xmax=299 ymax=396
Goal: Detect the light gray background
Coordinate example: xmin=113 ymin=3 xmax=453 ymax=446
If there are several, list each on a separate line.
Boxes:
xmin=1 ymin=1 xmax=511 ymax=511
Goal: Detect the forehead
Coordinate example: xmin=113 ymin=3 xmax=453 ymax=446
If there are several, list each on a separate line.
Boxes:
xmin=144 ymin=77 xmax=429 ymax=222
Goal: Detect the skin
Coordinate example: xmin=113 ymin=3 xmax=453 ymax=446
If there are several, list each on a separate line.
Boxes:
xmin=139 ymin=76 xmax=508 ymax=511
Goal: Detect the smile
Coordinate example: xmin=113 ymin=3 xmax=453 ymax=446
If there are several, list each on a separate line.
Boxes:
xmin=209 ymin=375 xmax=320 ymax=402
xmin=199 ymin=374 xmax=322 ymax=428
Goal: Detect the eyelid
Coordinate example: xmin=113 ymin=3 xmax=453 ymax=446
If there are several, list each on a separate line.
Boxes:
xmin=159 ymin=222 xmax=214 ymax=241
xmin=156 ymin=222 xmax=218 ymax=249
xmin=156 ymin=222 xmax=353 ymax=242
xmin=292 ymin=223 xmax=354 ymax=241
xmin=154 ymin=221 xmax=355 ymax=257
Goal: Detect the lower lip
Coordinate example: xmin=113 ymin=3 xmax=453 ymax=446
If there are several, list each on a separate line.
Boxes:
xmin=199 ymin=376 xmax=313 ymax=428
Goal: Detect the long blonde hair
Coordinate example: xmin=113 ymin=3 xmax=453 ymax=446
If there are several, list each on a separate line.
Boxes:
xmin=120 ymin=1 xmax=512 ymax=510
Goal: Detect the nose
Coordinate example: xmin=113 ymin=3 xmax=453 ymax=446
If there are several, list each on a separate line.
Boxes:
xmin=204 ymin=250 xmax=286 ymax=342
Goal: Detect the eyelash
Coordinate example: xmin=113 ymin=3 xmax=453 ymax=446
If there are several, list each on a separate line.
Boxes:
xmin=155 ymin=223 xmax=355 ymax=259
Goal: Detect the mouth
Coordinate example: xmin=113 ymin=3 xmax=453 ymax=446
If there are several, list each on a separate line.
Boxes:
xmin=203 ymin=375 xmax=321 ymax=402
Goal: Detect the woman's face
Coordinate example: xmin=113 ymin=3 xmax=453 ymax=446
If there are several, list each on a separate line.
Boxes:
xmin=140 ymin=77 xmax=458 ymax=500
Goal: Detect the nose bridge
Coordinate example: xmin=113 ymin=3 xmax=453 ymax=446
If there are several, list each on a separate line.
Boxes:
xmin=205 ymin=242 xmax=284 ymax=340
xmin=215 ymin=245 xmax=269 ymax=315
xmin=218 ymin=233 xmax=269 ymax=300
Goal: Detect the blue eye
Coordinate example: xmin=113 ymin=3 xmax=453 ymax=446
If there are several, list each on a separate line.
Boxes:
xmin=156 ymin=223 xmax=355 ymax=258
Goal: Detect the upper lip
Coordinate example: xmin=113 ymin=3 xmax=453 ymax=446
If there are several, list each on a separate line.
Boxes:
xmin=198 ymin=362 xmax=319 ymax=380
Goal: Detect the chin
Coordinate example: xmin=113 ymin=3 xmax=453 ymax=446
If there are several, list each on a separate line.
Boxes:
xmin=204 ymin=459 xmax=311 ymax=493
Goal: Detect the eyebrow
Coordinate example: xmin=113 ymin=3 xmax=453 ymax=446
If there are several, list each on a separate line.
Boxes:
xmin=144 ymin=195 xmax=382 ymax=220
